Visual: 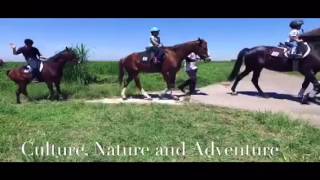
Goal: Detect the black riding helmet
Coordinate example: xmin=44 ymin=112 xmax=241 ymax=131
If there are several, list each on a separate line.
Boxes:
xmin=24 ymin=39 xmax=34 ymax=46
xmin=289 ymin=20 xmax=304 ymax=29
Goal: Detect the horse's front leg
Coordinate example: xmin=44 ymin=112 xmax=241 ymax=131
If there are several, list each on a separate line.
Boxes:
xmin=55 ymin=82 xmax=62 ymax=100
xmin=160 ymin=71 xmax=178 ymax=100
xmin=301 ymin=70 xmax=320 ymax=104
xmin=160 ymin=71 xmax=170 ymax=98
xmin=46 ymin=82 xmax=55 ymax=100
xmin=169 ymin=72 xmax=179 ymax=100
xmin=298 ymin=76 xmax=310 ymax=98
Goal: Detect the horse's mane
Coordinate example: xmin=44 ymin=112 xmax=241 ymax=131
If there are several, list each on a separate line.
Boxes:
xmin=300 ymin=28 xmax=320 ymax=41
xmin=166 ymin=40 xmax=198 ymax=51
xmin=45 ymin=50 xmax=67 ymax=62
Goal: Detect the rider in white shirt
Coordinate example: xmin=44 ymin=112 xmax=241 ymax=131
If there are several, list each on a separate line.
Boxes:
xmin=149 ymin=27 xmax=164 ymax=64
xmin=287 ymin=20 xmax=304 ymax=58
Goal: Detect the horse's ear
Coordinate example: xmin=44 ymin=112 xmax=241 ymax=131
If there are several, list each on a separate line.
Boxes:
xmin=65 ymin=47 xmax=69 ymax=51
xmin=198 ymin=38 xmax=203 ymax=45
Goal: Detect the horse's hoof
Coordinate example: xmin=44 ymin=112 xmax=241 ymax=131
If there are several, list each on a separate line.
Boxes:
xmin=172 ymin=96 xmax=179 ymax=101
xmin=259 ymin=93 xmax=269 ymax=98
xmin=230 ymin=91 xmax=238 ymax=96
xmin=301 ymin=95 xmax=309 ymax=105
xmin=298 ymin=92 xmax=305 ymax=98
xmin=159 ymin=94 xmax=167 ymax=100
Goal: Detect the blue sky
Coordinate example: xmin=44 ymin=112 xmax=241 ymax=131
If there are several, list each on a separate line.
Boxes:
xmin=1 ymin=18 xmax=320 ymax=61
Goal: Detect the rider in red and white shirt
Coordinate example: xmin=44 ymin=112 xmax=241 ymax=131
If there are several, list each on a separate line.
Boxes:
xmin=178 ymin=52 xmax=201 ymax=95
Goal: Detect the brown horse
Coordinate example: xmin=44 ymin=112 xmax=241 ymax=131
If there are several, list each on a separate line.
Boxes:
xmin=119 ymin=38 xmax=210 ymax=100
xmin=7 ymin=47 xmax=79 ymax=104
xmin=228 ymin=28 xmax=320 ymax=104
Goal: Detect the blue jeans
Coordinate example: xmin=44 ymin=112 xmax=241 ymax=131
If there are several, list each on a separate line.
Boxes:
xmin=148 ymin=47 xmax=164 ymax=63
xmin=26 ymin=58 xmax=41 ymax=78
xmin=288 ymin=41 xmax=298 ymax=55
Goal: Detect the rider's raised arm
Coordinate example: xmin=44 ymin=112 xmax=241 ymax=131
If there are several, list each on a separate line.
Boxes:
xmin=10 ymin=43 xmax=21 ymax=55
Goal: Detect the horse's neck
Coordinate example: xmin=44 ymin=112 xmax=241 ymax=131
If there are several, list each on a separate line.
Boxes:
xmin=46 ymin=58 xmax=68 ymax=70
xmin=172 ymin=43 xmax=195 ymax=63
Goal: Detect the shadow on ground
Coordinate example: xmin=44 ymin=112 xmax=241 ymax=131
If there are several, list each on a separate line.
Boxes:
xmin=232 ymin=91 xmax=320 ymax=105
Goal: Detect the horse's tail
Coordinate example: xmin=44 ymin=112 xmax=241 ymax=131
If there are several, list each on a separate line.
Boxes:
xmin=118 ymin=58 xmax=125 ymax=86
xmin=228 ymin=48 xmax=250 ymax=81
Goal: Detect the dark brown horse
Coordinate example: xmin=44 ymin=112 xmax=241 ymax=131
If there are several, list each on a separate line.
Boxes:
xmin=119 ymin=38 xmax=210 ymax=100
xmin=0 ymin=59 xmax=4 ymax=67
xmin=7 ymin=47 xmax=79 ymax=104
xmin=228 ymin=28 xmax=320 ymax=103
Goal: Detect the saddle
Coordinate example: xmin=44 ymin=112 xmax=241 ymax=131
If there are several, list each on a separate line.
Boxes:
xmin=24 ymin=61 xmax=44 ymax=81
xmin=139 ymin=47 xmax=165 ymax=65
xmin=276 ymin=42 xmax=311 ymax=59
xmin=24 ymin=61 xmax=43 ymax=72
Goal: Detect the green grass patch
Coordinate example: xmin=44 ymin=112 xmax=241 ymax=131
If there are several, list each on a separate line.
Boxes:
xmin=0 ymin=101 xmax=319 ymax=162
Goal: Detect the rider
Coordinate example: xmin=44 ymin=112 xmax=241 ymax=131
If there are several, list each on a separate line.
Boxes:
xmin=178 ymin=52 xmax=201 ymax=95
xmin=10 ymin=39 xmax=45 ymax=81
xmin=149 ymin=27 xmax=164 ymax=64
xmin=287 ymin=20 xmax=304 ymax=58
xmin=287 ymin=20 xmax=304 ymax=71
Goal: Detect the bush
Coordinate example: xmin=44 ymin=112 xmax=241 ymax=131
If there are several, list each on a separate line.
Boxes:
xmin=63 ymin=44 xmax=96 ymax=85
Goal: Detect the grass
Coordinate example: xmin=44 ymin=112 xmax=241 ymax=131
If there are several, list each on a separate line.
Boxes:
xmin=1 ymin=61 xmax=320 ymax=162
xmin=0 ymin=101 xmax=319 ymax=162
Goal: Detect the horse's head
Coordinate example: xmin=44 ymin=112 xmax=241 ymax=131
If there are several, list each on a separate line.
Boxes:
xmin=193 ymin=38 xmax=211 ymax=62
xmin=62 ymin=47 xmax=80 ymax=64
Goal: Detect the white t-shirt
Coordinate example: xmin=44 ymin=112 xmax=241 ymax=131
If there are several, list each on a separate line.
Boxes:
xmin=149 ymin=35 xmax=161 ymax=47
xmin=288 ymin=29 xmax=302 ymax=42
xmin=185 ymin=52 xmax=200 ymax=71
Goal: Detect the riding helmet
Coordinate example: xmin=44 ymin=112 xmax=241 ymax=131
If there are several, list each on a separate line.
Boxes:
xmin=24 ymin=39 xmax=34 ymax=45
xmin=289 ymin=20 xmax=304 ymax=29
xmin=150 ymin=27 xmax=160 ymax=32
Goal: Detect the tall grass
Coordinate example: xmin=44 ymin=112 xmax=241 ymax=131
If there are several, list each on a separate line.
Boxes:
xmin=63 ymin=44 xmax=96 ymax=85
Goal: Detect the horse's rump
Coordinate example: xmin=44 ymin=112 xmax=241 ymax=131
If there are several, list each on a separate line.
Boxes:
xmin=7 ymin=67 xmax=32 ymax=82
xmin=121 ymin=51 xmax=164 ymax=73
xmin=266 ymin=46 xmax=289 ymax=59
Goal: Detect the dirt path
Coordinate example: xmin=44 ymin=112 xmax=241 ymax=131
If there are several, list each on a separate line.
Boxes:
xmin=85 ymin=69 xmax=319 ymax=127
xmin=189 ymin=69 xmax=320 ymax=127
